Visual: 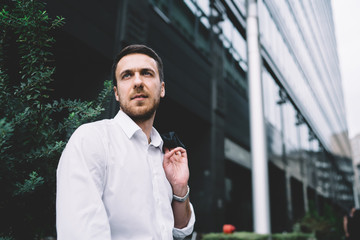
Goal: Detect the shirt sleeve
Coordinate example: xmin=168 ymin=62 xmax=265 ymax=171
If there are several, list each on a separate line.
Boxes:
xmin=173 ymin=202 xmax=196 ymax=240
xmin=56 ymin=124 xmax=111 ymax=240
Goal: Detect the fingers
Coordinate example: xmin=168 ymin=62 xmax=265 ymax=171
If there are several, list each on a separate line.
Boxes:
xmin=164 ymin=147 xmax=187 ymax=159
xmin=170 ymin=147 xmax=185 ymax=153
xmin=169 ymin=147 xmax=187 ymax=157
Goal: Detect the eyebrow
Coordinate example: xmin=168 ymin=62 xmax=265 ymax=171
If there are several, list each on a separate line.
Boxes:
xmin=119 ymin=67 xmax=156 ymax=77
xmin=140 ymin=68 xmax=156 ymax=74
xmin=119 ymin=69 xmax=132 ymax=77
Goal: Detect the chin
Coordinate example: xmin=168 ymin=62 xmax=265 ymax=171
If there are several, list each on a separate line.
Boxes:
xmin=121 ymin=101 xmax=159 ymax=120
xmin=130 ymin=112 xmax=155 ymax=122
xmin=125 ymin=107 xmax=156 ymax=121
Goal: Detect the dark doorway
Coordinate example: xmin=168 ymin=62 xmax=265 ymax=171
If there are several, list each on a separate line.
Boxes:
xmin=224 ymin=160 xmax=253 ymax=231
xmin=269 ymin=163 xmax=288 ymax=232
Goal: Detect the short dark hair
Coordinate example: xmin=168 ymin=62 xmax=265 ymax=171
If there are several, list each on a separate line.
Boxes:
xmin=112 ymin=44 xmax=164 ymax=86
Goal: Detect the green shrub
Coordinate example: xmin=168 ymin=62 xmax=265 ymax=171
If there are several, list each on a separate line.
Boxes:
xmin=201 ymin=232 xmax=268 ymax=240
xmin=201 ymin=232 xmax=315 ymax=240
xmin=296 ymin=201 xmax=343 ymax=240
xmin=0 ymin=237 xmax=14 ymax=240
xmin=271 ymin=232 xmax=315 ymax=240
xmin=0 ymin=0 xmax=112 ymax=238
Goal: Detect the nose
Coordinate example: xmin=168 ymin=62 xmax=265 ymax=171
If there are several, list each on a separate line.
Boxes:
xmin=133 ymin=72 xmax=143 ymax=88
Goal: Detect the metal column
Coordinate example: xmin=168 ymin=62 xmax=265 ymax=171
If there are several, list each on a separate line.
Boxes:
xmin=353 ymin=164 xmax=360 ymax=208
xmin=246 ymin=0 xmax=271 ymax=234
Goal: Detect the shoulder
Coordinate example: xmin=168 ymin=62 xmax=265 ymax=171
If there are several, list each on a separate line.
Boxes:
xmin=71 ymin=119 xmax=113 ymax=140
xmin=61 ymin=119 xmax=118 ymax=162
xmin=65 ymin=119 xmax=118 ymax=153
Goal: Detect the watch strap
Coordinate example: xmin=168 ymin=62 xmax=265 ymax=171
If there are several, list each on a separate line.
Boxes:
xmin=173 ymin=185 xmax=190 ymax=202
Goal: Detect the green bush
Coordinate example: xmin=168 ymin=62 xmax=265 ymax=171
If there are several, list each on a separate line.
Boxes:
xmin=201 ymin=232 xmax=268 ymax=240
xmin=0 ymin=0 xmax=112 ymax=238
xmin=0 ymin=237 xmax=13 ymax=240
xmin=201 ymin=232 xmax=315 ymax=240
xmin=296 ymin=201 xmax=343 ymax=240
xmin=271 ymin=232 xmax=315 ymax=240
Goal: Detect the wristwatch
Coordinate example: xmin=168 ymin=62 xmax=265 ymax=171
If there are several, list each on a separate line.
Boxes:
xmin=173 ymin=185 xmax=190 ymax=202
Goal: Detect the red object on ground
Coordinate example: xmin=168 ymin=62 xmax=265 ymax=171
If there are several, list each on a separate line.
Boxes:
xmin=223 ymin=224 xmax=236 ymax=234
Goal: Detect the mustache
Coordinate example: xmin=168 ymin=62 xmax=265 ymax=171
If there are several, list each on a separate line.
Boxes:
xmin=131 ymin=88 xmax=149 ymax=99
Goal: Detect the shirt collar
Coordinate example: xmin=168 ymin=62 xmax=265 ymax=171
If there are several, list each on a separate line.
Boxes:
xmin=114 ymin=110 xmax=163 ymax=149
xmin=150 ymin=127 xmax=163 ymax=149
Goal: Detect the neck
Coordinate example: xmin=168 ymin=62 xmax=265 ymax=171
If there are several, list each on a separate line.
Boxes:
xmin=134 ymin=115 xmax=155 ymax=144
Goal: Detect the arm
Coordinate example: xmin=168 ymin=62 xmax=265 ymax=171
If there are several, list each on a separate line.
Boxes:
xmin=344 ymin=215 xmax=349 ymax=237
xmin=163 ymin=147 xmax=194 ymax=232
xmin=56 ymin=125 xmax=111 ymax=240
xmin=172 ymin=197 xmax=191 ymax=228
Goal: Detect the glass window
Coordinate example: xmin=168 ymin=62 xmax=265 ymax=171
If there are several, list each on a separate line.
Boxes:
xmin=195 ymin=0 xmax=210 ymax=16
xmin=233 ymin=0 xmax=246 ymax=16
xmin=262 ymin=69 xmax=281 ymax=131
xmin=283 ymin=102 xmax=298 ymax=155
xmin=220 ymin=15 xmax=247 ymax=66
xmin=257 ymin=0 xmax=345 ymax=152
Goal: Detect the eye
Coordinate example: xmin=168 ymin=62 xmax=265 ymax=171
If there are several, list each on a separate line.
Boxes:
xmin=121 ymin=71 xmax=132 ymax=80
xmin=142 ymin=69 xmax=154 ymax=77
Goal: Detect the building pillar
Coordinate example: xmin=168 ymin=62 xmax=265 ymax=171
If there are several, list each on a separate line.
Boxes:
xmin=285 ymin=171 xmax=293 ymax=224
xmin=279 ymin=95 xmax=294 ymax=229
xmin=353 ymin=163 xmax=360 ymax=208
xmin=246 ymin=0 xmax=271 ymax=234
xmin=208 ymin=0 xmax=226 ymax=231
xmin=302 ymin=164 xmax=309 ymax=213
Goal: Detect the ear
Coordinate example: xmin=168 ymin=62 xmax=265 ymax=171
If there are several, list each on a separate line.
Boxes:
xmin=114 ymin=86 xmax=120 ymax=102
xmin=160 ymin=82 xmax=165 ymax=98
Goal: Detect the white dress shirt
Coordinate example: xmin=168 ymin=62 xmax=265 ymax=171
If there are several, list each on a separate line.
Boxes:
xmin=56 ymin=110 xmax=195 ymax=240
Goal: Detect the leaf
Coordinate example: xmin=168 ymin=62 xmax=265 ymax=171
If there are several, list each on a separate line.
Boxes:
xmin=13 ymin=171 xmax=44 ymax=196
xmin=0 ymin=0 xmax=109 ymax=237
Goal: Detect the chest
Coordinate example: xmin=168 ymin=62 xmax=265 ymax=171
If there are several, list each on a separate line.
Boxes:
xmin=104 ymin=137 xmax=173 ymax=204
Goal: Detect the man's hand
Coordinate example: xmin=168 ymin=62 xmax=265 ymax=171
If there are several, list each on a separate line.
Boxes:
xmin=163 ymin=147 xmax=192 ymax=229
xmin=163 ymin=147 xmax=189 ymax=196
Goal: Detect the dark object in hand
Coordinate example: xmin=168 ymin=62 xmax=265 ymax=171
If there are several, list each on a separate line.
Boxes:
xmin=161 ymin=131 xmax=186 ymax=151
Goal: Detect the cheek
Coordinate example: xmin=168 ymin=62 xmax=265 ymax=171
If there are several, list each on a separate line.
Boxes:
xmin=117 ymin=84 xmax=129 ymax=97
xmin=114 ymin=87 xmax=127 ymax=102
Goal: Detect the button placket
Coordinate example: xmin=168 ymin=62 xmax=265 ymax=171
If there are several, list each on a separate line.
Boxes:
xmin=150 ymin=147 xmax=163 ymax=205
xmin=146 ymin=145 xmax=165 ymax=236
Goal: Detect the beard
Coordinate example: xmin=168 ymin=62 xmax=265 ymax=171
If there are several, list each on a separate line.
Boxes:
xmin=120 ymin=94 xmax=160 ymax=123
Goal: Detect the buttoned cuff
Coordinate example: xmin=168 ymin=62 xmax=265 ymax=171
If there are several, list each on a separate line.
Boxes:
xmin=173 ymin=203 xmax=196 ymax=240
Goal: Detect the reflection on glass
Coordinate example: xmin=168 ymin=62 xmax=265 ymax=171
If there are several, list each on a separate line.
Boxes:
xmin=258 ymin=0 xmax=347 ymax=154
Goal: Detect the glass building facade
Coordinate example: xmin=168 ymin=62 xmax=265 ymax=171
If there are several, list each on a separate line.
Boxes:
xmin=258 ymin=0 xmax=353 ymax=208
xmin=47 ymin=0 xmax=354 ymax=234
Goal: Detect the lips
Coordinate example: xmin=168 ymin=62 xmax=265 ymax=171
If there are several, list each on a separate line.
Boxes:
xmin=131 ymin=94 xmax=148 ymax=100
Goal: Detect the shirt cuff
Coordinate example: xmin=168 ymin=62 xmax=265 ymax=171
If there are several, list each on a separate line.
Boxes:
xmin=173 ymin=202 xmax=196 ymax=240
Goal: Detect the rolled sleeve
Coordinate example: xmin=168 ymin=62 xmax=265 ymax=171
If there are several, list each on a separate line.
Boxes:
xmin=173 ymin=203 xmax=196 ymax=240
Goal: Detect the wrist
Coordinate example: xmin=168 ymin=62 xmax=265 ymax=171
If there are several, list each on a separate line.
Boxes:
xmin=172 ymin=183 xmax=188 ymax=197
xmin=173 ymin=185 xmax=190 ymax=202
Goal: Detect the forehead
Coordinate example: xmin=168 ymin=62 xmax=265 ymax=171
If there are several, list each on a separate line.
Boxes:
xmin=116 ymin=53 xmax=158 ymax=73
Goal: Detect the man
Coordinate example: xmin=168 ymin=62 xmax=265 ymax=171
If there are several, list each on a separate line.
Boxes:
xmin=344 ymin=207 xmax=355 ymax=240
xmin=56 ymin=44 xmax=195 ymax=239
xmin=346 ymin=208 xmax=360 ymax=240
